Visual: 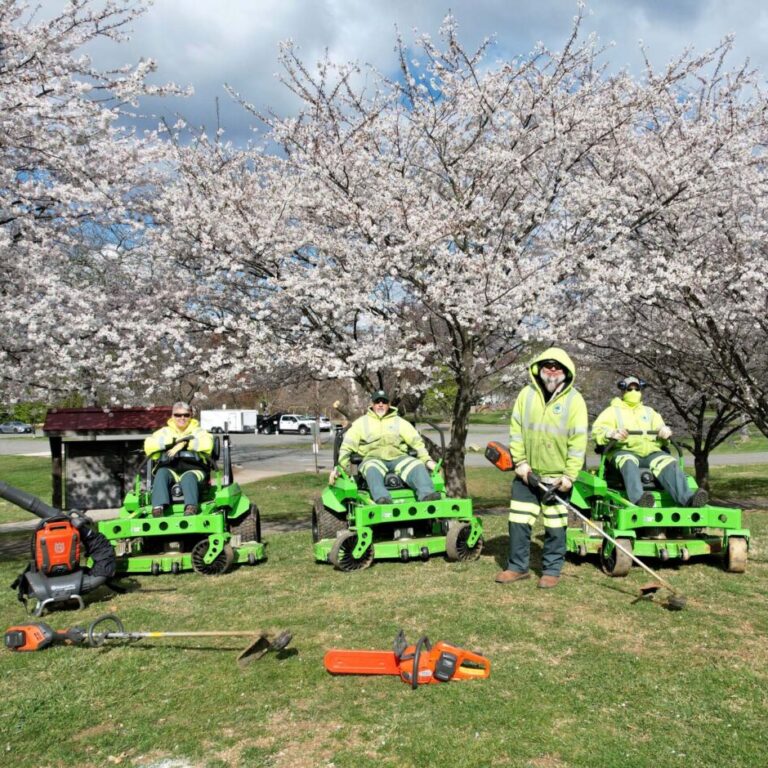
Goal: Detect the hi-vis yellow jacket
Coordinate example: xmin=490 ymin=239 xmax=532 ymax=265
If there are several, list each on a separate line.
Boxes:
xmin=144 ymin=417 xmax=214 ymax=460
xmin=592 ymin=397 xmax=666 ymax=458
xmin=338 ymin=407 xmax=430 ymax=469
xmin=509 ymin=347 xmax=588 ymax=479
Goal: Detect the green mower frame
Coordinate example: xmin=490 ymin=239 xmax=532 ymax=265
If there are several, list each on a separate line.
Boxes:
xmin=565 ymin=437 xmax=750 ymax=575
xmin=313 ymin=423 xmax=483 ymax=571
xmin=97 ymin=432 xmax=265 ymax=575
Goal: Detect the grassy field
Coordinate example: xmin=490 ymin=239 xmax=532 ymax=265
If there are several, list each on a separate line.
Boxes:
xmin=1 ymin=460 xmax=767 ymax=767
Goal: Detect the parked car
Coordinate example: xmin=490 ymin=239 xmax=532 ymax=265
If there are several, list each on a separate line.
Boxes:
xmin=0 ymin=420 xmax=34 ymax=434
xmin=301 ymin=415 xmax=333 ymax=432
xmin=257 ymin=413 xmax=282 ymax=435
xmin=258 ymin=413 xmax=333 ymax=435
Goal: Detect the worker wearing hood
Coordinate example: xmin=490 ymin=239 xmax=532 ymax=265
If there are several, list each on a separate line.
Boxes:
xmin=496 ymin=347 xmax=588 ymax=589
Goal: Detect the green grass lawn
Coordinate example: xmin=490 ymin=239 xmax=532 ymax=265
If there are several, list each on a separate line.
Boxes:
xmin=0 ymin=456 xmax=53 ymax=523
xmin=711 ymin=424 xmax=768 ymax=454
xmin=1 ymin=458 xmax=768 ymax=766
xmin=1 ymin=510 xmax=767 ymax=768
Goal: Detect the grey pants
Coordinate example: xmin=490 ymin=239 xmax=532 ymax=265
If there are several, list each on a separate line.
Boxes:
xmin=151 ymin=467 xmax=204 ymax=507
xmin=614 ymin=451 xmax=692 ymax=506
xmin=360 ymin=456 xmax=435 ymax=501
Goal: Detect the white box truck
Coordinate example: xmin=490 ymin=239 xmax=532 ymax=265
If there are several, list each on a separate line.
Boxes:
xmin=200 ymin=409 xmax=259 ymax=433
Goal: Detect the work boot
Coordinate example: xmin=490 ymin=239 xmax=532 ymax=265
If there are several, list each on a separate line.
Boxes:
xmin=634 ymin=492 xmax=655 ymax=508
xmin=374 ymin=496 xmax=393 ymax=505
xmin=688 ymin=488 xmax=709 ymax=507
xmin=538 ymin=575 xmax=560 ymax=589
xmin=495 ymin=569 xmax=530 ymax=584
xmin=151 ymin=506 xmax=164 ymax=518
xmin=183 ymin=504 xmax=199 ymax=516
xmin=420 ymin=491 xmax=442 ymax=502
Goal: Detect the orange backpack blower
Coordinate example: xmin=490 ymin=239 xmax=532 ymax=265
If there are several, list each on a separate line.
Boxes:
xmin=1 ymin=480 xmax=117 ymax=615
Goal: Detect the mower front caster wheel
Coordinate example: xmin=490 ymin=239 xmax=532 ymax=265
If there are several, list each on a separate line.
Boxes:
xmin=191 ymin=540 xmax=235 ymax=575
xmin=601 ymin=537 xmax=633 ymax=577
xmin=445 ymin=522 xmax=483 ymax=562
xmin=725 ymin=537 xmax=748 ymax=573
xmin=329 ymin=530 xmax=373 ymax=572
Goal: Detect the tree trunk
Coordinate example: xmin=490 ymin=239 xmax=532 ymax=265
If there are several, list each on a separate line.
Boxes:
xmin=692 ymin=451 xmax=710 ymax=490
xmin=442 ymin=382 xmax=474 ymax=498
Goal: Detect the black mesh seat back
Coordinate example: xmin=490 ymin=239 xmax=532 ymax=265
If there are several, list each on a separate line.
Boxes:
xmin=384 ymin=473 xmax=408 ymax=490
xmin=605 ymin=461 xmax=660 ymax=492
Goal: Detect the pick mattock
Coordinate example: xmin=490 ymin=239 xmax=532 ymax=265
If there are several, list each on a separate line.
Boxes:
xmin=4 ymin=613 xmax=293 ymax=666
xmin=529 ymin=474 xmax=688 ymax=611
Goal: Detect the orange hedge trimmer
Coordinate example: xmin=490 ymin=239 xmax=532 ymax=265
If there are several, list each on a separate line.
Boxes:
xmin=324 ymin=630 xmax=490 ymax=688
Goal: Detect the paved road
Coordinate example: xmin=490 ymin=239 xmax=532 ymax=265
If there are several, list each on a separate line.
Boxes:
xmin=3 ymin=429 xmax=767 ymax=480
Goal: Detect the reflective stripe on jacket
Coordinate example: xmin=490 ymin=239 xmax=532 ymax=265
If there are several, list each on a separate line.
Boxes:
xmin=338 ymin=407 xmax=429 ymax=469
xmin=592 ymin=397 xmax=665 ymax=458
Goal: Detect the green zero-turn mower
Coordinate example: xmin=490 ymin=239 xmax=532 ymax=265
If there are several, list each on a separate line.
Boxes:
xmin=312 ymin=423 xmax=483 ymax=571
xmin=97 ymin=432 xmax=265 ymax=575
xmin=565 ymin=431 xmax=750 ymax=575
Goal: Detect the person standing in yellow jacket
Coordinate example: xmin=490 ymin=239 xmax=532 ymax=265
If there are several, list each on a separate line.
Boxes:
xmin=592 ymin=376 xmax=707 ymax=508
xmin=332 ymin=390 xmax=440 ymax=505
xmin=144 ymin=402 xmax=214 ymax=518
xmin=495 ymin=348 xmax=588 ymax=589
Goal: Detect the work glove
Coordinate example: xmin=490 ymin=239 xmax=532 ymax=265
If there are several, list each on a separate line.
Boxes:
xmin=514 ymin=461 xmax=531 ymax=482
xmin=606 ymin=428 xmax=628 ymax=441
xmin=329 ymin=468 xmax=340 ymax=484
xmin=556 ymin=476 xmax=573 ymax=493
xmin=425 ymin=459 xmax=437 ymax=472
xmin=658 ymin=426 xmax=672 ymax=440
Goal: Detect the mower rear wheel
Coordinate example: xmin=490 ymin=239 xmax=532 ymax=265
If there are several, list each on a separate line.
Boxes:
xmin=229 ymin=504 xmax=262 ymax=543
xmin=725 ymin=537 xmax=748 ymax=573
xmin=329 ymin=529 xmax=373 ymax=572
xmin=312 ymin=498 xmax=347 ymax=543
xmin=445 ymin=521 xmax=483 ymax=562
xmin=191 ymin=539 xmax=235 ymax=575
xmin=601 ymin=537 xmax=632 ymax=577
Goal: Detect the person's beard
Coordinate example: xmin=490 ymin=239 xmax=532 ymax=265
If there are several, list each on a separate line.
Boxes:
xmin=541 ymin=371 xmax=565 ymax=393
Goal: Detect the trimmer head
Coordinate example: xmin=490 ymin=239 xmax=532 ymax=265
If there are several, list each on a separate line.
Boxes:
xmin=636 ymin=582 xmax=687 ymax=611
xmin=236 ymin=630 xmax=293 ymax=667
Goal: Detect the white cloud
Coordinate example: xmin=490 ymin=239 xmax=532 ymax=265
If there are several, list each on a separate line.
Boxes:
xmin=71 ymin=0 xmax=768 ymax=142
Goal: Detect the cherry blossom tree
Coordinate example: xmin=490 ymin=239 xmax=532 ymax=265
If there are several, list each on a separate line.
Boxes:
xmin=0 ymin=0 xmax=182 ymax=403
xmin=583 ymin=39 xmax=768 ymax=465
xmin=151 ymin=12 xmax=679 ymax=493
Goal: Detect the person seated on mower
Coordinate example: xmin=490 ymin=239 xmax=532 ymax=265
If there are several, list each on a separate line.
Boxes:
xmin=592 ymin=376 xmax=707 ymax=508
xmin=144 ymin=402 xmax=214 ymax=518
xmin=330 ymin=390 xmax=440 ymax=505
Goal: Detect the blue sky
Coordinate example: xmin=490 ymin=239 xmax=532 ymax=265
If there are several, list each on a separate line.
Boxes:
xmin=80 ymin=0 xmax=768 ymax=143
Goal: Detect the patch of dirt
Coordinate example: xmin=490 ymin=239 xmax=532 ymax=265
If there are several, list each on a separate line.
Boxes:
xmin=203 ymin=713 xmax=362 ymax=768
xmin=528 ymin=755 xmax=569 ymax=768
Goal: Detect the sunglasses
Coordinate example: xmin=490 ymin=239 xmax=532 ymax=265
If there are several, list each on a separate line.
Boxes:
xmin=540 ymin=361 xmax=564 ymax=370
xmin=373 ymin=399 xmax=388 ymax=404
xmin=173 ymin=413 xmax=191 ymax=418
